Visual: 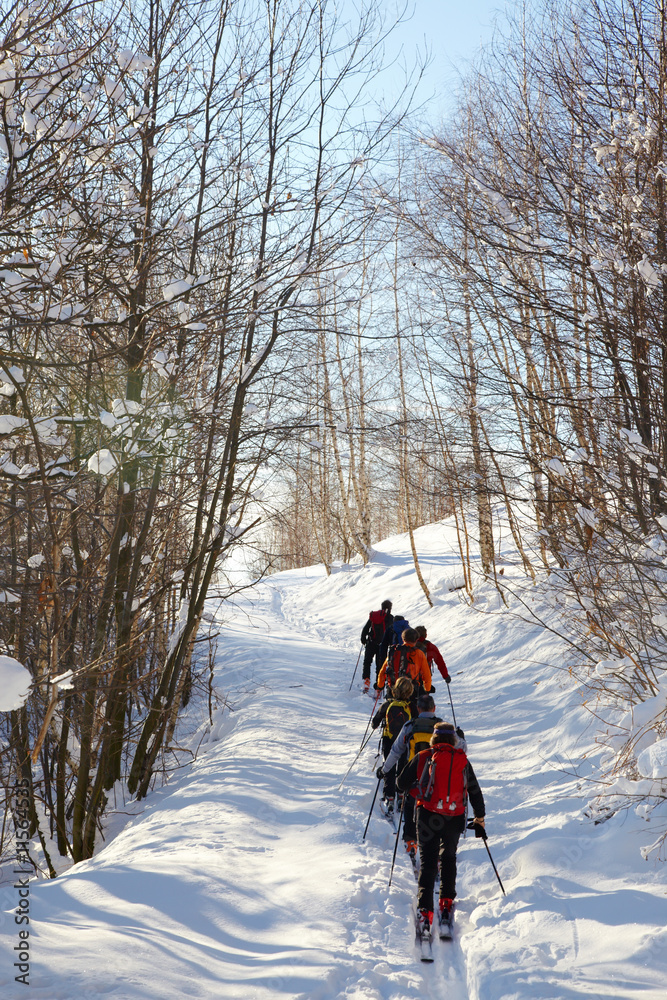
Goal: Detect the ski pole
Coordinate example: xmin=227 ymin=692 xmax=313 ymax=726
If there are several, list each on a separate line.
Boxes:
xmin=362 ymin=776 xmax=382 ymax=841
xmin=467 ymin=820 xmax=505 ymax=896
xmin=338 ymin=727 xmax=375 ymax=790
xmin=348 ymin=647 xmax=363 ymax=691
xmin=483 ymin=837 xmax=506 ymax=896
xmin=338 ymin=690 xmax=381 ymax=790
xmin=360 ymin=687 xmax=381 ymax=747
xmin=387 ymin=795 xmax=406 ymax=889
xmin=447 ymin=681 xmax=457 ymax=728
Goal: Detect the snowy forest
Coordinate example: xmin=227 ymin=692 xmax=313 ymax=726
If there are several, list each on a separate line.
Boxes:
xmin=2 ymin=0 xmax=667 ymax=992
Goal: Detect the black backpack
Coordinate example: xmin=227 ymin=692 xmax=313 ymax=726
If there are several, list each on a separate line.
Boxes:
xmin=383 ymin=699 xmax=412 ymax=740
xmin=388 ymin=646 xmax=410 ymax=687
xmin=406 ymin=715 xmax=443 ymax=760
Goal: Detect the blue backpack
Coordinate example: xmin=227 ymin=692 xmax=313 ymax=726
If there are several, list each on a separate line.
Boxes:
xmin=390 ymin=618 xmax=409 ymax=647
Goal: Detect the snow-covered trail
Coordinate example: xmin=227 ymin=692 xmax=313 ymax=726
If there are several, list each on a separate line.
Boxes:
xmin=0 ymin=567 xmax=465 ymax=1000
xmin=2 ymin=519 xmax=667 ymax=999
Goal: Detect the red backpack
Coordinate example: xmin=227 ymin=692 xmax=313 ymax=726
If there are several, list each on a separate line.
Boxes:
xmin=369 ymin=609 xmax=387 ymax=642
xmin=416 ymin=744 xmax=468 ymax=816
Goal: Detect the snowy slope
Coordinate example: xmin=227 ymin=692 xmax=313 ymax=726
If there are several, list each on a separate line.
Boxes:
xmin=2 ymin=518 xmax=667 ymax=999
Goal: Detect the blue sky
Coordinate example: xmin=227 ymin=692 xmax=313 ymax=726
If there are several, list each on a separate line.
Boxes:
xmin=361 ymin=0 xmax=510 ymax=115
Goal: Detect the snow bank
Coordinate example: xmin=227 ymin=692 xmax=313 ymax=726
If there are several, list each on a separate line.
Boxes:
xmin=0 ymin=655 xmax=31 ymax=711
xmin=637 ymin=739 xmax=667 ymax=780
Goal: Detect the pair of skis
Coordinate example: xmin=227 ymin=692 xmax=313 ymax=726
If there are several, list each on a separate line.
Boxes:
xmin=415 ymin=905 xmax=454 ymax=962
xmin=380 ymin=800 xmax=453 ymax=962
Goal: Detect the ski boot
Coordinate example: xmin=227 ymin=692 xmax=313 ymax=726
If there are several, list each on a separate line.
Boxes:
xmin=438 ymin=897 xmax=454 ymax=939
xmin=416 ymin=907 xmax=434 ymax=961
xmin=405 ymin=839 xmax=419 ymax=877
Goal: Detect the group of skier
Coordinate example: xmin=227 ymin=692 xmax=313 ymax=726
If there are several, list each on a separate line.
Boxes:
xmin=358 ymin=599 xmax=487 ymax=953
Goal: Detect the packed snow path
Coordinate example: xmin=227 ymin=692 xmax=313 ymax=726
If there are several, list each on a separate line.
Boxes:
xmin=3 ymin=577 xmax=467 ymax=1000
xmin=2 ymin=524 xmax=667 ymax=999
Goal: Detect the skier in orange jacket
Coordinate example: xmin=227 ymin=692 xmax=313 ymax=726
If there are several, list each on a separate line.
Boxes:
xmin=376 ymin=628 xmax=433 ymax=695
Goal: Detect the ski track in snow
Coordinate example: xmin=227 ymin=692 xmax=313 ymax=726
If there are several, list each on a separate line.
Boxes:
xmin=2 ymin=520 xmax=667 ymax=999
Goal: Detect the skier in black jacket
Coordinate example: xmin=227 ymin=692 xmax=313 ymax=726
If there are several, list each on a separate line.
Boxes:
xmin=397 ymin=721 xmax=485 ymax=934
xmin=379 ymin=694 xmax=442 ymax=856
xmin=360 ymin=599 xmax=393 ymax=691
xmin=371 ymin=676 xmax=414 ymax=813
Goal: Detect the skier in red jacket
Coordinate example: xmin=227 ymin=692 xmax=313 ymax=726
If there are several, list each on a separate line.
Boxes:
xmin=415 ymin=625 xmax=450 ymax=685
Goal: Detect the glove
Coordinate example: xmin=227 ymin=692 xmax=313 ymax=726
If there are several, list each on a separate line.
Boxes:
xmin=445 ymin=676 xmax=451 ymax=685
xmin=456 ymin=726 xmax=465 ymax=740
xmin=376 ymin=766 xmax=385 ymax=779
xmin=373 ymin=682 xmax=379 ymax=690
xmin=467 ymin=818 xmax=487 ymax=839
xmin=430 ymin=685 xmax=436 ymax=693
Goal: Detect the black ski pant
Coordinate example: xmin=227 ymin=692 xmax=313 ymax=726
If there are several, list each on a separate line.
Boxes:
xmin=381 ymin=736 xmax=398 ymax=798
xmin=416 ymin=807 xmax=466 ymax=911
xmin=403 ymin=794 xmax=416 ymax=843
xmin=362 ymin=641 xmax=380 ymax=681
